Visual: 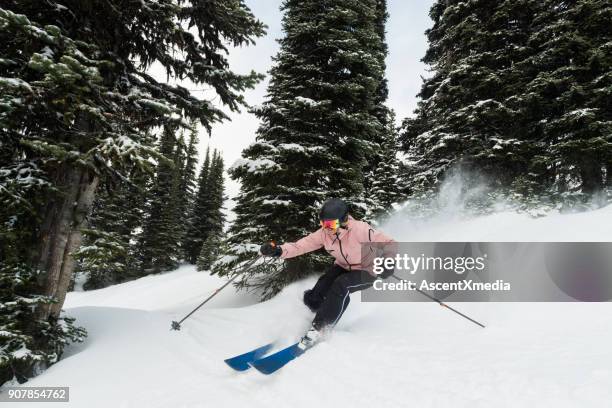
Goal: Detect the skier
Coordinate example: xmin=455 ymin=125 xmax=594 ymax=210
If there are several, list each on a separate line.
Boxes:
xmin=260 ymin=198 xmax=396 ymax=350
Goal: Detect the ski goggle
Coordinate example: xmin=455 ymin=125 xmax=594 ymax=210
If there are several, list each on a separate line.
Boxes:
xmin=320 ymin=219 xmax=340 ymax=231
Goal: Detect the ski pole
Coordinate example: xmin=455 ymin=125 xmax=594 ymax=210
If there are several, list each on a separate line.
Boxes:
xmin=171 ymin=256 xmax=262 ymax=330
xmin=391 ymin=274 xmax=485 ymax=328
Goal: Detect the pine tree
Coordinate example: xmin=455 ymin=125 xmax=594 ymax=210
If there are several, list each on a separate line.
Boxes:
xmin=216 ymin=0 xmax=390 ymax=298
xmin=519 ymin=0 xmax=612 ymax=196
xmin=400 ymin=0 xmax=611 ymax=202
xmin=75 ymin=165 xmax=151 ymax=289
xmin=1 ymin=1 xmax=264 ymax=383
xmin=363 ymin=0 xmax=403 ymax=219
xmin=367 ymin=112 xmax=404 ymax=221
xmin=197 ymin=231 xmax=225 ymax=272
xmin=206 ymin=152 xmax=227 ymax=240
xmin=0 ymin=2 xmax=263 ymax=309
xmin=184 ymin=148 xmax=211 ymax=263
xmin=177 ymin=128 xmax=199 ymax=254
xmin=197 ymin=235 xmax=216 ymax=271
xmin=0 ymin=264 xmax=86 ymax=384
xmin=76 ymin=192 xmax=131 ymax=290
xmin=399 ymin=0 xmax=540 ymax=192
xmin=0 ymin=159 xmax=85 ymax=383
xmin=138 ymin=127 xmax=182 ymax=273
xmin=187 ymin=150 xmax=226 ymax=266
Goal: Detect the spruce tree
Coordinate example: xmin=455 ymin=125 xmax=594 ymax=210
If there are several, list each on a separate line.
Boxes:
xmin=138 ymin=127 xmax=182 ymax=273
xmin=75 ymin=160 xmax=152 ymax=289
xmin=76 ymin=191 xmax=131 ymax=290
xmin=400 ymin=0 xmax=611 ymax=201
xmin=1 ymin=1 xmax=264 ymax=383
xmin=367 ymin=112 xmax=404 ymax=221
xmin=399 ymin=0 xmax=539 ymax=192
xmin=0 ymin=264 xmax=86 ymax=384
xmin=216 ymin=0 xmax=390 ymax=298
xmin=364 ymin=0 xmax=403 ymax=219
xmin=0 ymin=153 xmax=85 ymax=383
xmin=196 ymin=153 xmax=227 ymax=271
xmin=519 ymin=0 xmax=612 ymax=196
xmin=177 ymin=128 xmax=199 ymax=253
xmin=0 ymin=2 xmax=263 ymax=308
xmin=206 ymin=152 xmax=227 ymax=242
xmin=197 ymin=234 xmax=222 ymax=272
xmin=184 ymin=148 xmax=211 ymax=263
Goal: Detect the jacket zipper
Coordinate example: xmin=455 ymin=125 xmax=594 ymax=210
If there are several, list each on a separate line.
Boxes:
xmin=336 ymin=232 xmax=352 ymax=271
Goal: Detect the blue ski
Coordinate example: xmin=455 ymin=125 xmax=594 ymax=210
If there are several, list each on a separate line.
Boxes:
xmin=249 ymin=343 xmax=305 ymax=374
xmin=224 ymin=343 xmax=274 ymax=371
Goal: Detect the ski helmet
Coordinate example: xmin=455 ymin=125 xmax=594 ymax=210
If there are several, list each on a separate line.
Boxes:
xmin=319 ymin=198 xmax=349 ymax=222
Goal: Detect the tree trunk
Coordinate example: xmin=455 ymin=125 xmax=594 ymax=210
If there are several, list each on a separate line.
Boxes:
xmin=36 ymin=164 xmax=99 ymax=319
xmin=579 ymin=159 xmax=603 ymax=195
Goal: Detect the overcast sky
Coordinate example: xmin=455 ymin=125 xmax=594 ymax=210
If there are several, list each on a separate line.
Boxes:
xmin=189 ymin=0 xmax=435 ymax=216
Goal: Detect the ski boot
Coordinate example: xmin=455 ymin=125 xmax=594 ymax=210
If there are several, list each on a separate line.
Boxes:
xmin=297 ymin=325 xmax=322 ymax=351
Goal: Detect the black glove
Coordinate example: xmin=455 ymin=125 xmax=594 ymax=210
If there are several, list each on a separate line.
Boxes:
xmin=303 ymin=289 xmax=323 ymax=313
xmin=260 ymin=242 xmax=282 ymax=257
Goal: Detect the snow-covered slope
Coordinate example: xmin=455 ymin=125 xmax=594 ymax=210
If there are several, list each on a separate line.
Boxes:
xmin=20 ymin=205 xmax=612 ymax=408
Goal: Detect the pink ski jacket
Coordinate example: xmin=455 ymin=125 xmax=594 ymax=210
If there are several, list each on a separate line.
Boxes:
xmin=280 ymin=216 xmax=395 ymax=273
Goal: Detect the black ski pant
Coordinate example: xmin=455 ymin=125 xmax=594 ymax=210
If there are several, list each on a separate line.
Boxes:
xmin=305 ymin=264 xmax=376 ymax=330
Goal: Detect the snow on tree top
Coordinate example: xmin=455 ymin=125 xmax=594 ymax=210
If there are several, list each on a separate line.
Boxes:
xmin=278 ymin=143 xmax=305 ymax=152
xmin=229 ymin=158 xmax=281 ymax=174
xmin=294 ymin=96 xmax=318 ymax=106
xmin=261 ymin=199 xmax=292 ymax=206
xmin=0 ymin=77 xmax=33 ymax=92
xmin=137 ymin=98 xmax=174 ymax=114
xmin=567 ymin=108 xmax=597 ymax=118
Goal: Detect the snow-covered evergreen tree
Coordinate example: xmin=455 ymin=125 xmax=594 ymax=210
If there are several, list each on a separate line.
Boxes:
xmin=206 ymin=152 xmax=227 ymax=245
xmin=197 ymin=232 xmax=225 ymax=272
xmin=176 ymin=128 xmax=199 ymax=254
xmin=0 ymin=163 xmax=86 ymax=383
xmin=0 ymin=263 xmax=86 ymax=384
xmin=188 ymin=150 xmax=226 ymax=267
xmin=367 ymin=112 xmax=404 ymax=222
xmin=363 ymin=0 xmax=402 ymax=220
xmin=215 ymin=0 xmax=390 ymax=298
xmin=400 ymin=0 xmax=540 ymax=192
xmin=77 ymin=125 xmax=199 ymax=284
xmin=0 ymin=1 xmax=264 ymax=383
xmin=75 ymin=166 xmax=151 ymax=289
xmin=184 ymin=149 xmax=211 ymax=263
xmin=184 ymin=148 xmax=226 ymax=265
xmin=400 ymin=0 xmax=611 ymax=202
xmin=519 ymin=0 xmax=612 ymax=197
xmin=138 ymin=127 xmax=183 ymax=273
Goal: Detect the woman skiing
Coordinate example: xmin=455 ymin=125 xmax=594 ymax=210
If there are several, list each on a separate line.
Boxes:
xmin=260 ymin=198 xmax=395 ymax=350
